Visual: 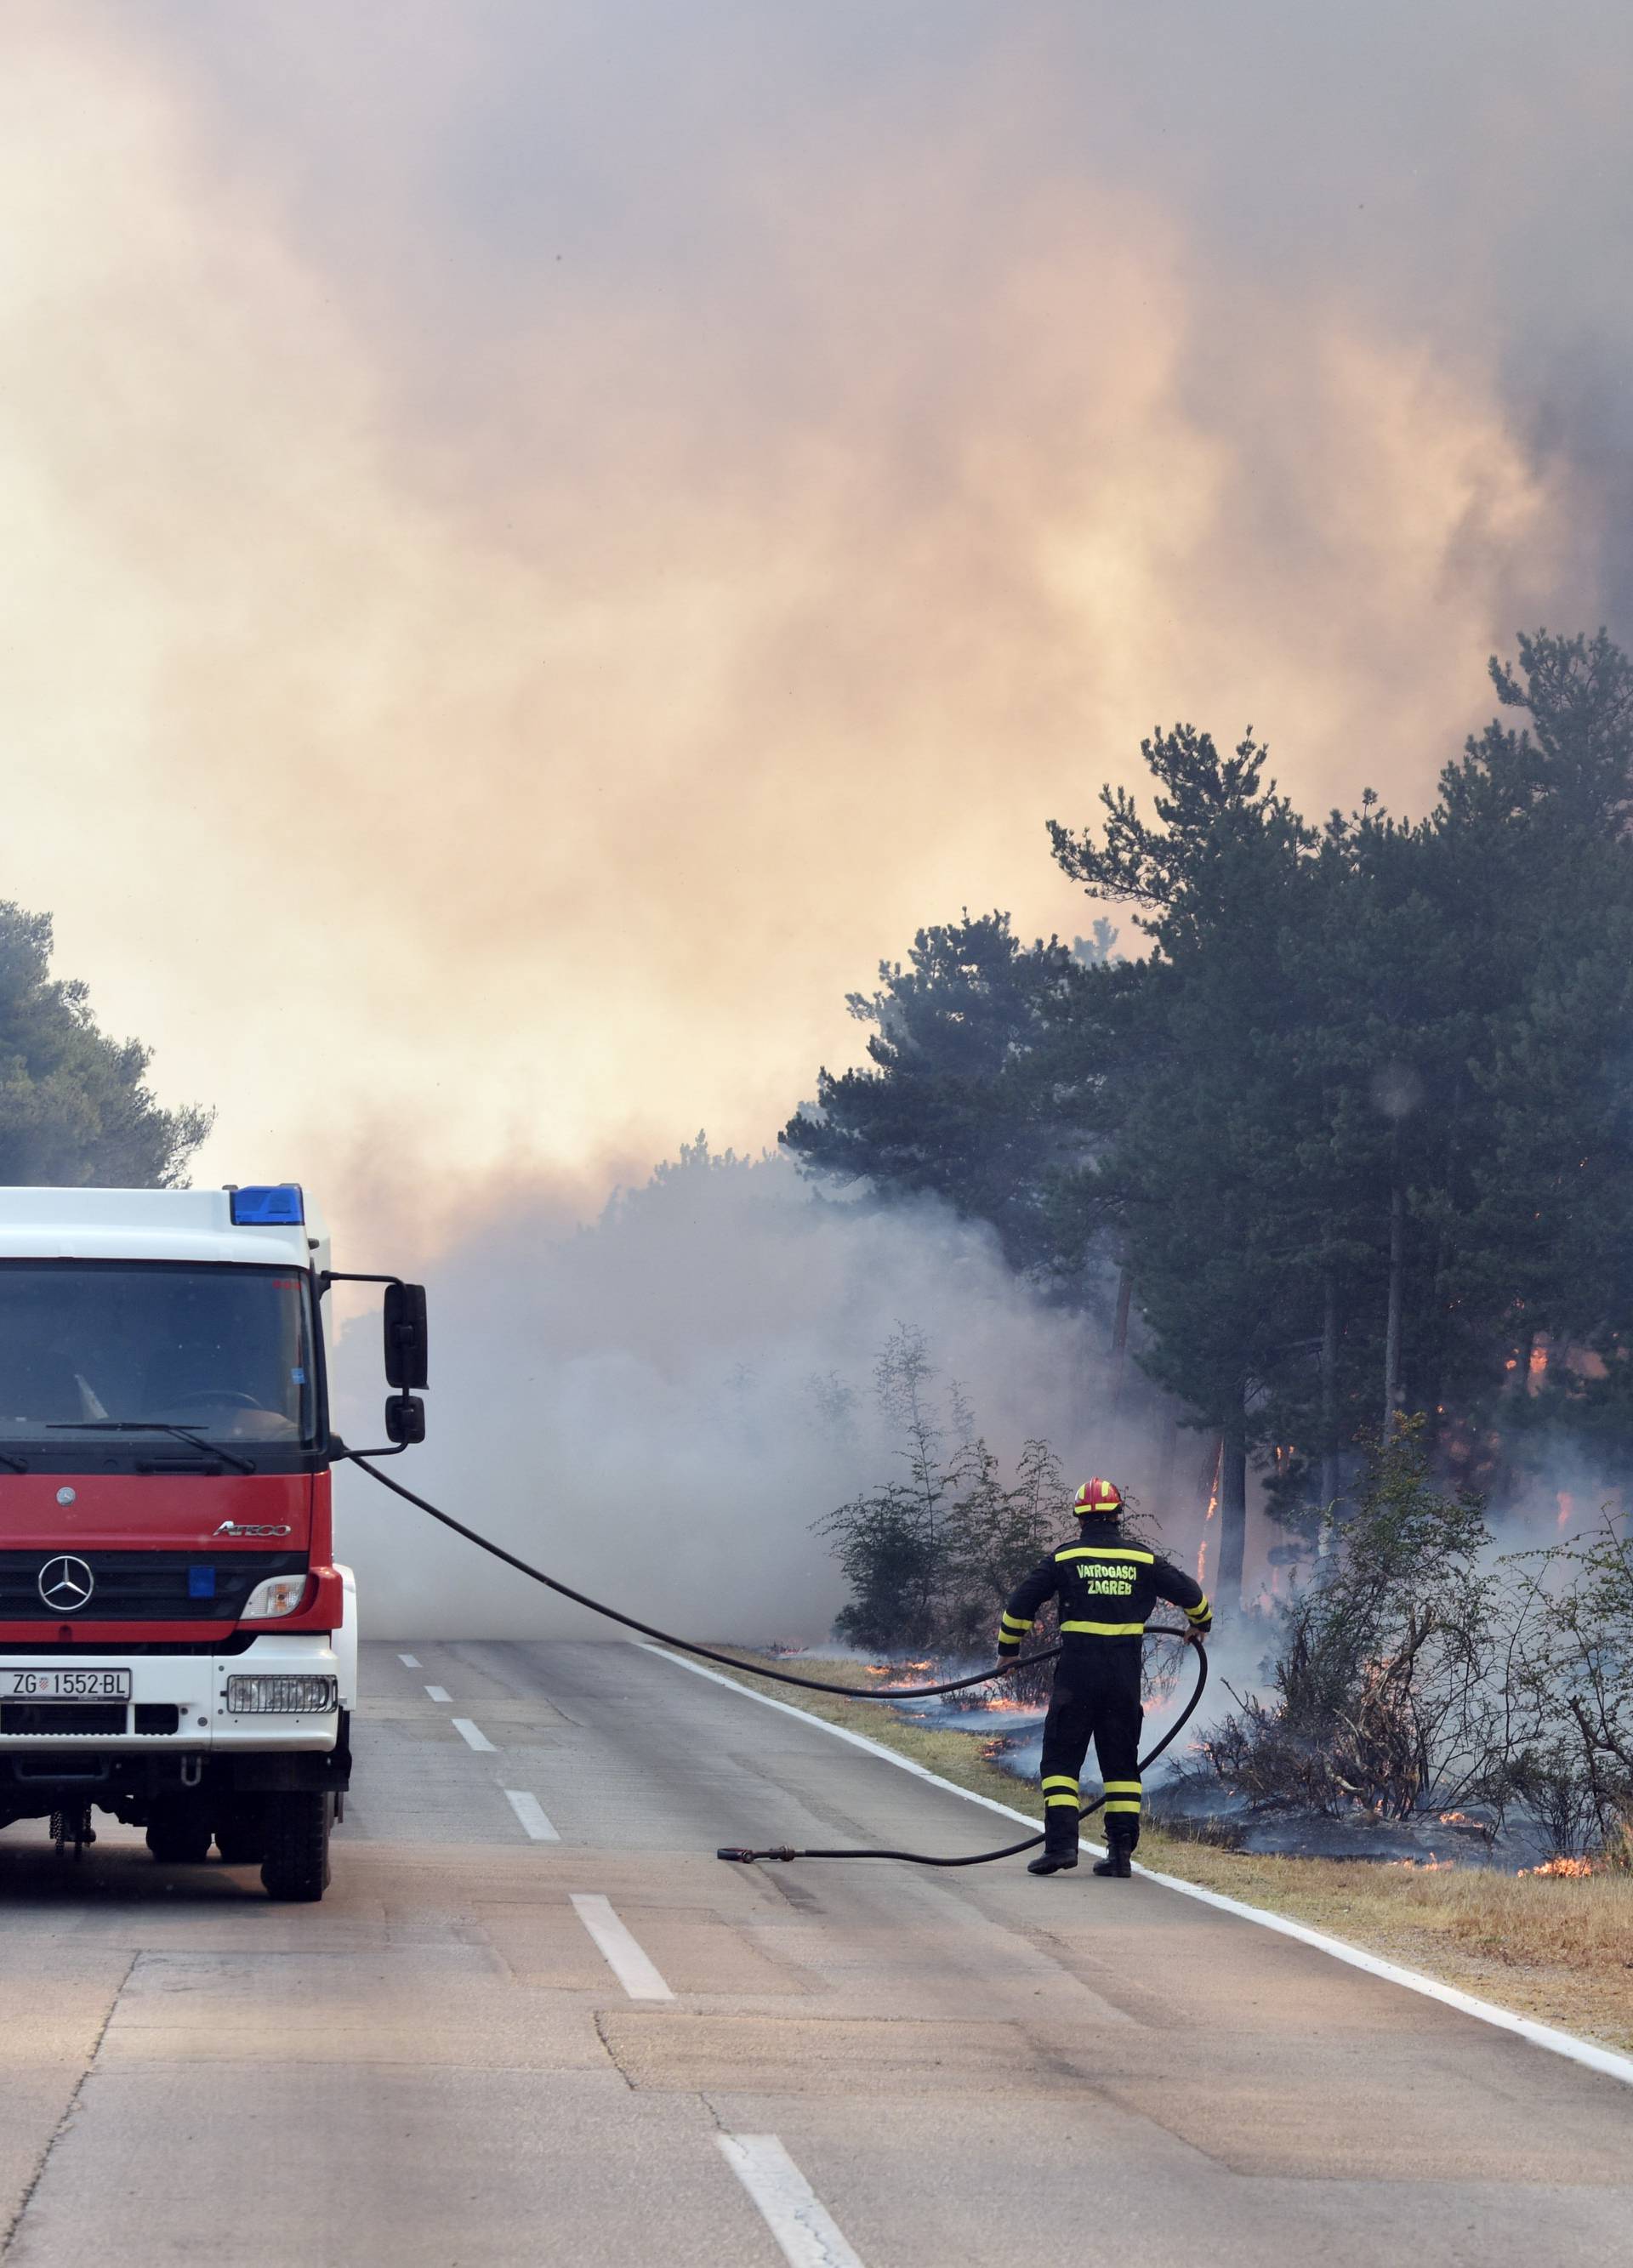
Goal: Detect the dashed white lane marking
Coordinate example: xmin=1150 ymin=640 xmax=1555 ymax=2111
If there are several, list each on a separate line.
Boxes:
xmin=451 ymin=1717 xmax=495 ymax=1752
xmin=640 ymin=1644 xmax=1633 ymax=2096
xmin=717 ymin=2134 xmax=867 ymax=2268
xmin=570 ymin=1893 xmax=674 ymax=2001
xmin=397 ymin=1652 xmax=421 ymax=1668
xmin=424 ymin=1683 xmax=452 ymax=1703
xmin=504 ymin=1788 xmax=559 ymax=1841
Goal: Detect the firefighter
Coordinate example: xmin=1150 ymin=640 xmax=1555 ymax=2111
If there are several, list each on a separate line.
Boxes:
xmin=998 ymin=1477 xmax=1211 ymax=1879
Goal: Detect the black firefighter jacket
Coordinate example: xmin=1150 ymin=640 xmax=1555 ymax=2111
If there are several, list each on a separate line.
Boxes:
xmin=998 ymin=1525 xmax=1212 ymax=1659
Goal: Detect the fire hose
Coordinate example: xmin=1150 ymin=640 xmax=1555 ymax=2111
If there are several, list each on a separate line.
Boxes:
xmin=349 ymin=1455 xmax=1209 ymax=1870
xmin=716 ymin=1631 xmax=1206 ymax=1868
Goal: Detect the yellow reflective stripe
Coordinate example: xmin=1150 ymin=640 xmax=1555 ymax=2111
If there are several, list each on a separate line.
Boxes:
xmin=1101 ymin=1781 xmax=1143 ymax=1794
xmin=1040 ymin=1776 xmax=1079 ymax=1793
xmin=1186 ymin=1596 xmax=1212 ymax=1621
xmin=1055 ymin=1546 xmax=1155 ymax=1564
xmin=1059 ymin=1619 xmax=1147 ymax=1636
xmin=999 ymin=1613 xmax=1033 ymax=1632
xmin=1103 ymin=1799 xmax=1142 ymax=1814
xmin=1044 ymin=1792 xmax=1081 ymax=1809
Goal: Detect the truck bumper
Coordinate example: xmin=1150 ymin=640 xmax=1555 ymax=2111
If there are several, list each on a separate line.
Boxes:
xmin=0 ymin=1632 xmax=347 ymax=1754
xmin=0 ymin=1641 xmax=351 ymax=1796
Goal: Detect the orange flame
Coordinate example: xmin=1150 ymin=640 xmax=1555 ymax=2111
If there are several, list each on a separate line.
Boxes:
xmin=1521 ymin=1856 xmax=1594 ymax=1878
xmin=1197 ymin=1441 xmax=1221 ymax=1586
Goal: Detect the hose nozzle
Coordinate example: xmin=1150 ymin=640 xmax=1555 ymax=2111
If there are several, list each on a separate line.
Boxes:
xmin=716 ymin=1845 xmax=797 ymax=1864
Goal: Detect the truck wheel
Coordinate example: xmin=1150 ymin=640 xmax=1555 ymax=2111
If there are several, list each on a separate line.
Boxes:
xmin=146 ymin=1805 xmax=213 ymax=1865
xmin=260 ymin=1790 xmax=332 ymax=1901
xmin=214 ymin=1799 xmax=267 ymax=1865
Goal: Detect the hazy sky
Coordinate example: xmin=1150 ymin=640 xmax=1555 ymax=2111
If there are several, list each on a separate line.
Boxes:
xmin=6 ymin=3 xmax=1627 ymax=1255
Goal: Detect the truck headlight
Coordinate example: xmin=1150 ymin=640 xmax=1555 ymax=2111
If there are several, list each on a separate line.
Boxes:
xmin=225 ymin=1674 xmax=337 ymax=1714
xmin=241 ymin=1575 xmax=309 ymax=1620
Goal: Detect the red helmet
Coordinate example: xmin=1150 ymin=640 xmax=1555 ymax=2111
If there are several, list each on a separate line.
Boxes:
xmin=1073 ymin=1477 xmax=1123 ymax=1516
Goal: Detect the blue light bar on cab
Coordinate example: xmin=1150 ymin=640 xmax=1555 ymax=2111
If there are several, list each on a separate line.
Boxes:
xmin=230 ymin=1184 xmax=305 ymax=1226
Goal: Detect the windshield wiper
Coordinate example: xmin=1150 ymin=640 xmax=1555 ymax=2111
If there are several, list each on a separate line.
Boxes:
xmin=0 ymin=1449 xmax=26 ymax=1472
xmin=48 ymin=1421 xmax=258 ymax=1476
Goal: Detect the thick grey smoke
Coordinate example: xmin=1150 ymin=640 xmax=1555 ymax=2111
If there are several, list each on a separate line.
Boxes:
xmin=331 ymin=1150 xmax=1110 ymax=1641
xmin=14 ymin=2 xmax=1632 ymax=1225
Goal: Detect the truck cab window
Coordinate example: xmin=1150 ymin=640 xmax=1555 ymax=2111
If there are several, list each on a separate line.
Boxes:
xmin=0 ymin=1263 xmax=316 ymax=1449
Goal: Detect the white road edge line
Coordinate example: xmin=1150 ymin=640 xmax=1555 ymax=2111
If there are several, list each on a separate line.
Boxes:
xmin=451 ymin=1717 xmax=495 ymax=1752
xmin=639 ymin=1641 xmax=1633 ymax=2094
xmin=637 ymin=1644 xmax=1041 ymax=1827
xmin=504 ymin=1788 xmax=560 ymax=1841
xmin=570 ymin=1892 xmax=673 ymax=2001
xmin=1133 ymin=1860 xmax=1633 ymax=2089
xmin=397 ymin=1652 xmax=421 ymax=1668
xmin=717 ymin=2134 xmax=867 ymax=2268
xmin=424 ymin=1683 xmax=452 ymax=1702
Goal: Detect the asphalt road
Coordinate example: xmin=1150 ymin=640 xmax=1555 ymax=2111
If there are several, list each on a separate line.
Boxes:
xmin=1 ymin=1639 xmax=1628 ymax=2267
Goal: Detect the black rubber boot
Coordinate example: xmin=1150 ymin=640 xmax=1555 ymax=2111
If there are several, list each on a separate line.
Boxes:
xmin=1092 ymin=1819 xmax=1138 ymax=1879
xmin=1027 ymin=1848 xmax=1078 ymax=1875
xmin=1027 ymin=1811 xmax=1080 ymax=1875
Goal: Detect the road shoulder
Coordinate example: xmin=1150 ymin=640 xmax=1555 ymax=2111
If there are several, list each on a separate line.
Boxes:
xmin=659 ymin=1645 xmax=1633 ymax=2067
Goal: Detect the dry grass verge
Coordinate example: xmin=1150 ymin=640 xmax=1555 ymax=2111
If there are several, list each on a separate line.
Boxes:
xmin=1137 ymin=1836 xmax=1633 ymax=2053
xmin=703 ymin=1648 xmax=1633 ymax=2057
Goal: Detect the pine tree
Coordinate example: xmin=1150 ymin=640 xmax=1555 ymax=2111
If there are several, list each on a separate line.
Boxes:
xmin=0 ymin=903 xmax=211 ymax=1186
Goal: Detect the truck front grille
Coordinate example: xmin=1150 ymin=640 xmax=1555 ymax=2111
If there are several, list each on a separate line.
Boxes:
xmin=0 ymin=1551 xmax=305 ymax=1623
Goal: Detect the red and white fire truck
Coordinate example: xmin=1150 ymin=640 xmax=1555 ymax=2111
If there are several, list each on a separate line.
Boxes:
xmin=0 ymin=1183 xmax=427 ymax=1901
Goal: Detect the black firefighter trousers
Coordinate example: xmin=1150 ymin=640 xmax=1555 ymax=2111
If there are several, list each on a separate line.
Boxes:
xmin=1038 ymin=1646 xmax=1144 ymax=1859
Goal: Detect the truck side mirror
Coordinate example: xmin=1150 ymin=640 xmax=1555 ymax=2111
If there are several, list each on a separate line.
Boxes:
xmin=384 ymin=1393 xmax=426 ymax=1447
xmin=384 ymin=1282 xmax=429 ymax=1390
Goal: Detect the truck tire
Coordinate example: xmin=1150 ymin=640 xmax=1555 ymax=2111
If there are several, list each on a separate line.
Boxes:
xmin=146 ymin=1805 xmax=213 ymax=1865
xmin=214 ymin=1799 xmax=267 ymax=1865
xmin=261 ymin=1790 xmax=332 ymax=1901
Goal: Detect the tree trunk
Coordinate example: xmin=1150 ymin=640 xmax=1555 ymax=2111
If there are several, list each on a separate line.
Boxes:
xmin=1318 ymin=1270 xmax=1340 ymax=1549
xmin=1382 ymin=1161 xmax=1405 ymax=1442
xmin=1197 ymin=1436 xmax=1222 ymax=1592
xmin=1154 ymin=1414 xmax=1179 ymax=1511
xmin=1218 ymin=1395 xmax=1248 ymax=1612
xmin=1425 ymin=1082 xmax=1461 ymax=1454
xmin=1106 ymin=1265 xmax=1134 ymax=1458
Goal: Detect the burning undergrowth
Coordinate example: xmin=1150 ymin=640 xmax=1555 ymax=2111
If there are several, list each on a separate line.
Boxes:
xmin=1162 ymin=1424 xmax=1633 ymax=1870
xmin=761 ymin=1636 xmax=1052 ymax=1772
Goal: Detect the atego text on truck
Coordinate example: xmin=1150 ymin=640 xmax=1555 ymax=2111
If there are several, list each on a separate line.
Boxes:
xmin=0 ymin=1184 xmax=428 ymax=1901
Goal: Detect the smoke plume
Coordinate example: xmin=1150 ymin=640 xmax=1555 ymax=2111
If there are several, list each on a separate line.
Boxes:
xmin=0 ymin=4 xmax=1619 ymax=1226
xmin=331 ymin=1148 xmax=1108 ymax=1640
xmin=9 ymin=5 xmax=1630 ymax=1640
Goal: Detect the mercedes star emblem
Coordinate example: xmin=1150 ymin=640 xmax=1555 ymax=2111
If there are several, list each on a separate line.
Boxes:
xmin=38 ymin=1555 xmax=94 ymax=1612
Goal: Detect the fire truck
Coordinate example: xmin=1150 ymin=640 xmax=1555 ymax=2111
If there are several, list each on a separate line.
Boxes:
xmin=0 ymin=1184 xmax=427 ymax=1901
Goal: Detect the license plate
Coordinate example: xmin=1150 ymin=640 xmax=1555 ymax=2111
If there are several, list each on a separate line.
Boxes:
xmin=3 ymin=1669 xmax=131 ymax=1701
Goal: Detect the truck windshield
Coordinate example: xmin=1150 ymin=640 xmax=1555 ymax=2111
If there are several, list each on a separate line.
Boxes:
xmin=0 ymin=1262 xmax=316 ymax=1448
